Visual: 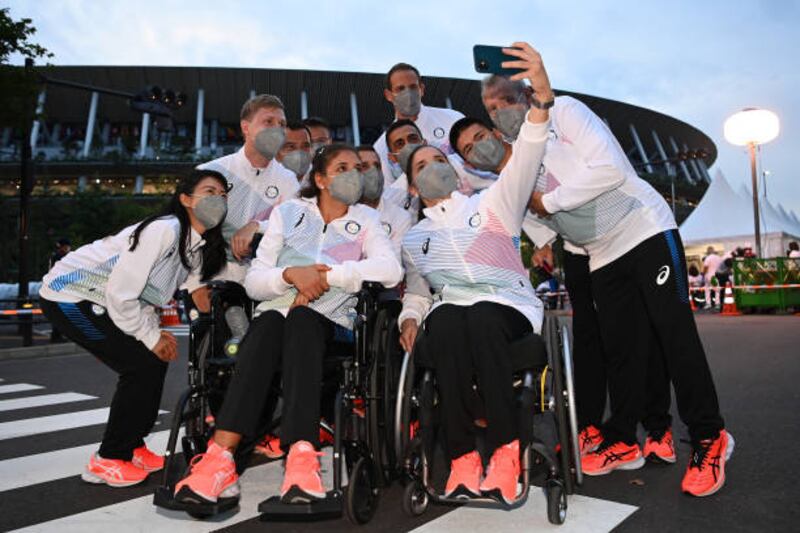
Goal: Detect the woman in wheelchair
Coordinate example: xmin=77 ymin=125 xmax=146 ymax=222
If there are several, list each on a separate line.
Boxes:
xmin=396 ymin=43 xmax=553 ymax=506
xmin=174 ymin=144 xmax=403 ymax=506
xmin=39 ymin=170 xmax=229 ymax=487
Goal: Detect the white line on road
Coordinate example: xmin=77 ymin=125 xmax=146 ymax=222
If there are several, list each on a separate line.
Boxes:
xmin=410 ymin=488 xmax=638 ymax=533
xmin=0 ymin=384 xmax=44 ymax=395
xmin=9 ymin=452 xmax=306 ymax=532
xmin=0 ymin=392 xmax=97 ymax=413
xmin=0 ymin=408 xmax=167 ymax=441
xmin=0 ymin=429 xmax=180 ymax=493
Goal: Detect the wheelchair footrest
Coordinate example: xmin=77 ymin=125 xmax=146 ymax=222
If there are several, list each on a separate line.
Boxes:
xmin=152 ymin=486 xmax=239 ymax=517
xmin=258 ymin=490 xmax=342 ymax=519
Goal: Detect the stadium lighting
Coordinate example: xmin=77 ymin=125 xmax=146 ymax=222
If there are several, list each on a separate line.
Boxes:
xmin=724 ymin=108 xmax=780 ymax=258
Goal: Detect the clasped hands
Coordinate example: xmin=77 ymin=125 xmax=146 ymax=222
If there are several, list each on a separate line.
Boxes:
xmin=283 ymin=264 xmax=331 ymax=308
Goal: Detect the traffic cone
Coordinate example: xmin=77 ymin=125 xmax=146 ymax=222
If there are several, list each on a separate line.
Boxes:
xmin=720 ymin=282 xmax=741 ymax=316
xmin=159 ymin=301 xmax=181 ymax=326
xmin=689 ymin=291 xmax=697 ymax=312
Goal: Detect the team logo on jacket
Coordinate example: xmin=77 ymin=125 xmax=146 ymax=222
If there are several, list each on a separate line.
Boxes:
xmin=382 ymin=222 xmax=392 ymax=235
xmin=265 ymin=185 xmax=279 ymax=199
xmin=91 ymin=304 xmax=106 ymax=316
xmin=422 ymin=237 xmax=430 ymax=255
xmin=548 ymin=128 xmax=558 ymax=141
xmin=656 ymin=265 xmax=671 ymax=286
xmin=345 ymin=221 xmax=361 ymax=235
xmin=294 ymin=213 xmax=305 ymax=228
xmin=468 ymin=213 xmax=481 ymax=228
xmin=433 ymin=127 xmax=445 ymax=139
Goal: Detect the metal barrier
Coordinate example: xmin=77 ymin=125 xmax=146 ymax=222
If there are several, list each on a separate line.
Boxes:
xmin=733 ymin=257 xmax=800 ymax=312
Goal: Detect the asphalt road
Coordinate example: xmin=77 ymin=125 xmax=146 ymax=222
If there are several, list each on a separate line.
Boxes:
xmin=0 ymin=314 xmax=798 ymax=532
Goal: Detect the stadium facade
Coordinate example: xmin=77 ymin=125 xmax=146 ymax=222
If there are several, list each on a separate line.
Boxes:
xmin=0 ymin=65 xmax=716 ymax=204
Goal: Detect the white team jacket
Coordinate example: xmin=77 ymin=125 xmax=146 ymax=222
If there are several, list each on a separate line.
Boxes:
xmin=399 ymin=116 xmax=550 ymax=332
xmin=40 ymin=217 xmax=203 ymax=349
xmin=245 ymin=197 xmax=404 ymax=329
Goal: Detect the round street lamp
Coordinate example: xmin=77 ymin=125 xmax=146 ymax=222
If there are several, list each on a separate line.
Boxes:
xmin=723 ymin=108 xmax=780 ymax=257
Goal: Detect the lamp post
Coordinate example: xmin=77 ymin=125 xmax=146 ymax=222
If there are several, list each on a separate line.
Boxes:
xmin=723 ymin=108 xmax=780 ymax=257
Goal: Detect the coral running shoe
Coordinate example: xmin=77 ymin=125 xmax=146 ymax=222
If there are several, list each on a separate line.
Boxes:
xmin=579 ymin=425 xmax=603 ymax=456
xmin=644 ymin=428 xmax=677 ymax=464
xmin=131 ymin=444 xmax=164 ymax=472
xmin=280 ymin=441 xmax=326 ymax=503
xmin=81 ymin=453 xmax=148 ymax=487
xmin=682 ymin=430 xmax=734 ymax=497
xmin=254 ymin=434 xmax=285 ymax=459
xmin=444 ymin=450 xmax=482 ymax=499
xmin=582 ymin=440 xmax=645 ymax=476
xmin=480 ymin=440 xmax=521 ymax=505
xmin=174 ymin=441 xmax=240 ymax=504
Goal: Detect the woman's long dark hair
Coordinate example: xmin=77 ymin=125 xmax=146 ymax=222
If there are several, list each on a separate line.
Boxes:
xmin=299 ymin=143 xmax=360 ymax=198
xmin=129 ymin=169 xmax=229 ymax=281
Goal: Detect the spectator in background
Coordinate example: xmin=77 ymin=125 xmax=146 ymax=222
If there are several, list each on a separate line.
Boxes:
xmin=702 ymin=247 xmax=723 ymax=309
xmin=687 ymin=264 xmax=706 ymax=308
xmin=789 ymin=241 xmax=800 ymax=258
xmin=49 ymin=238 xmax=71 ymax=270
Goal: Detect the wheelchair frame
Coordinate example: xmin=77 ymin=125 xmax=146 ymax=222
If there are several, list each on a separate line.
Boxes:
xmin=394 ymin=312 xmax=582 ymax=526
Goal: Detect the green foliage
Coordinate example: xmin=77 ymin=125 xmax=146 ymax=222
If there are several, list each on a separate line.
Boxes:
xmin=0 ymin=8 xmax=52 ymax=130
xmin=0 ymin=192 xmax=168 ymax=282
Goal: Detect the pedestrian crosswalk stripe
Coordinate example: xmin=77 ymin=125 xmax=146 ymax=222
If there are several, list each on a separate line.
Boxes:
xmin=0 ymin=408 xmax=167 ymax=441
xmin=0 ymin=429 xmax=177 ymax=493
xmin=410 ymin=489 xmax=638 ymax=533
xmin=0 ymin=384 xmax=45 ymax=395
xmin=0 ymin=392 xmax=97 ymax=413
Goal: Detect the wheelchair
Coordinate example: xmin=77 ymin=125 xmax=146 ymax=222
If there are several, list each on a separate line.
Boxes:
xmin=394 ymin=311 xmax=582 ymax=525
xmin=152 ymin=280 xmax=402 ymax=525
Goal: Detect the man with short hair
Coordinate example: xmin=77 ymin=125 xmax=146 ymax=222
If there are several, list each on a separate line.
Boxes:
xmin=302 ymin=116 xmax=333 ymax=154
xmin=356 ymin=145 xmax=413 ymax=259
xmin=373 ymin=62 xmax=464 ymax=186
xmin=454 ymin=74 xmax=731 ymax=497
xmin=277 ymin=122 xmax=313 ymax=183
xmin=198 ymin=94 xmax=300 ymax=283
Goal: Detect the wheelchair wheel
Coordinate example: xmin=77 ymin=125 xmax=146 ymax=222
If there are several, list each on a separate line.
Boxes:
xmin=395 ymin=350 xmax=416 ymax=468
xmin=345 ymin=456 xmax=379 ymax=524
xmin=559 ymin=323 xmax=583 ymax=486
xmin=545 ymin=315 xmax=576 ymax=494
xmin=545 ymin=478 xmax=567 ymax=525
xmin=368 ymin=307 xmax=402 ymax=485
xmin=402 ymin=480 xmax=429 ymax=517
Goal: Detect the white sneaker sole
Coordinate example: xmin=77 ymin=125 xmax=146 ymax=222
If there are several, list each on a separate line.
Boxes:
xmin=81 ymin=469 xmax=147 ymax=487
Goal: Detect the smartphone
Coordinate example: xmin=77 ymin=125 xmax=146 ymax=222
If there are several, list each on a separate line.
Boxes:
xmin=473 ymin=45 xmax=524 ymax=77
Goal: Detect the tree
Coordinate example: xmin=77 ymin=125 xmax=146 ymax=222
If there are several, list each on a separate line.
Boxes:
xmin=0 ymin=8 xmax=52 ymax=129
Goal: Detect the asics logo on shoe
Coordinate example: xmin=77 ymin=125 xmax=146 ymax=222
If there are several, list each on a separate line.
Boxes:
xmin=656 ymin=265 xmax=670 ymax=285
xmin=601 ymin=449 xmax=635 ymax=467
xmin=211 ymin=470 xmax=231 ymax=495
xmin=93 ymin=461 xmax=123 ymax=480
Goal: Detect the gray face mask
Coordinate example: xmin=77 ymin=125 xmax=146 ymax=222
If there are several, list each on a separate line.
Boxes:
xmin=492 ymin=104 xmax=528 ymax=141
xmin=415 ymin=161 xmax=458 ymax=201
xmin=393 ymin=88 xmax=422 ymax=116
xmin=327 ymin=169 xmax=364 ymax=206
xmin=253 ymin=127 xmax=286 ymax=160
xmin=361 ymin=167 xmax=384 ymax=201
xmin=193 ymin=195 xmax=227 ymax=230
xmin=467 ymin=135 xmax=505 ymax=172
xmin=394 ymin=142 xmax=422 ymax=175
xmin=281 ymin=150 xmax=312 ymax=177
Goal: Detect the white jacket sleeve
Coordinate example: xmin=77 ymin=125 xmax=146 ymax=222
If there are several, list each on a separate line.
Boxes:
xmin=522 ymin=212 xmax=558 ymax=248
xmin=540 ymin=97 xmax=628 ymax=214
xmin=483 ymin=113 xmax=550 ymax=233
xmin=106 ymin=220 xmax=175 ymax=350
xmin=244 ymin=206 xmax=293 ymax=301
xmin=398 ymin=246 xmax=432 ymax=328
xmin=327 ymin=211 xmax=404 ymax=293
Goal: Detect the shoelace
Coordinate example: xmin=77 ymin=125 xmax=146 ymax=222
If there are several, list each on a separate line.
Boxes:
xmin=188 ymin=450 xmax=230 ymax=475
xmin=287 ymin=450 xmax=324 ymax=473
xmin=689 ymin=439 xmax=714 ymax=470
